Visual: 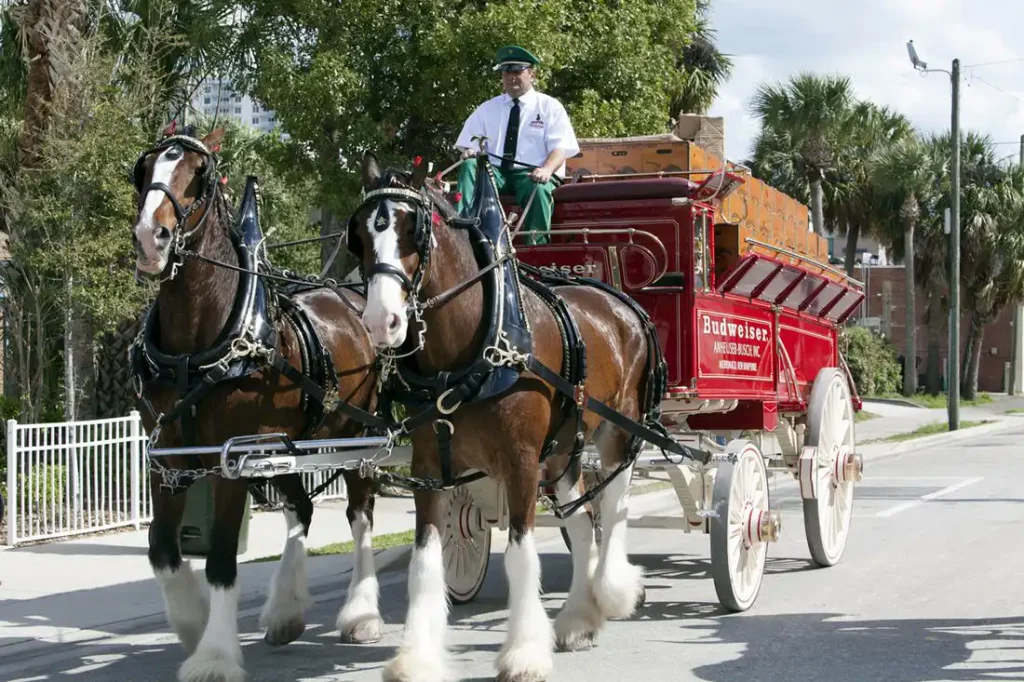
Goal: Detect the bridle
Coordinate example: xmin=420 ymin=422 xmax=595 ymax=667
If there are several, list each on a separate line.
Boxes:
xmin=131 ymin=133 xmax=222 ymax=281
xmin=348 ymin=169 xmax=516 ymax=356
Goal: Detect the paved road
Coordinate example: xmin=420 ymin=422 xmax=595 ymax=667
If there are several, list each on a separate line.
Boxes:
xmin=4 ymin=424 xmax=1024 ymax=682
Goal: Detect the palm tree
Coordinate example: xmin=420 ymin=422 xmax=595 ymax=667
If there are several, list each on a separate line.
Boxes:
xmin=669 ymin=0 xmax=733 ymax=120
xmin=826 ymin=102 xmax=914 ymax=275
xmin=872 ymin=133 xmax=936 ymax=396
xmin=749 ymin=73 xmax=855 ymax=237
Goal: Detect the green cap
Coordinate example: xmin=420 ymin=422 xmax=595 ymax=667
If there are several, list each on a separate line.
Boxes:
xmin=493 ymin=45 xmax=541 ymax=72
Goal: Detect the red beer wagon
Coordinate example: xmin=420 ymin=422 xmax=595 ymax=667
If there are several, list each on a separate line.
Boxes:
xmin=495 ymin=163 xmax=868 ymax=612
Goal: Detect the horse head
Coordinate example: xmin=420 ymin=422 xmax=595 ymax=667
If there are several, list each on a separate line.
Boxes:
xmin=348 ymin=151 xmax=436 ymax=348
xmin=130 ymin=124 xmax=226 ymax=276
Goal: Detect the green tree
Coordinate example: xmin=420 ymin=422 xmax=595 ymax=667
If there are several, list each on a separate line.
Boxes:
xmin=668 ymin=0 xmax=733 ymax=120
xmin=749 ymin=73 xmax=856 ymax=239
xmin=871 ymin=133 xmax=937 ymax=396
xmin=227 ymin=0 xmax=699 ymax=276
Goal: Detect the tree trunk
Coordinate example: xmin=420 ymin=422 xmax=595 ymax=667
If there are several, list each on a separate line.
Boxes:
xmin=925 ymin=291 xmax=943 ymax=395
xmin=843 ymin=222 xmax=860 ymax=276
xmin=902 ymin=220 xmax=917 ymax=396
xmin=810 ymin=175 xmax=825 ymax=237
xmin=962 ymin=315 xmax=985 ymax=401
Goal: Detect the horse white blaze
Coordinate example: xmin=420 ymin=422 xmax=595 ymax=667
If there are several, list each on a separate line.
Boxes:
xmin=259 ymin=509 xmax=310 ymax=640
xmin=382 ymin=526 xmax=448 ymax=682
xmin=553 ymin=477 xmax=603 ymax=649
xmin=362 ymin=200 xmax=410 ymax=348
xmin=592 ymin=461 xmax=644 ymax=619
xmin=133 ymin=148 xmax=181 ymax=273
xmin=155 ymin=562 xmax=209 ymax=655
xmin=336 ymin=510 xmax=382 ymax=640
xmin=500 ymin=529 xmax=554 ymax=679
xmin=179 ymin=585 xmax=245 ymax=682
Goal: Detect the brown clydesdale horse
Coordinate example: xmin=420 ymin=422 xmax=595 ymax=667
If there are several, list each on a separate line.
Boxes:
xmin=129 ymin=127 xmax=384 ymax=682
xmin=348 ymin=152 xmax=651 ymax=682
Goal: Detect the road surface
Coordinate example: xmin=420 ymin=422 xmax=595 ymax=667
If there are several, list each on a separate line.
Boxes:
xmin=3 ymin=424 xmax=1023 ymax=681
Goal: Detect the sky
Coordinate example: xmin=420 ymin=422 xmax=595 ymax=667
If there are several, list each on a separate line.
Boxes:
xmin=705 ymin=0 xmax=1024 ymax=165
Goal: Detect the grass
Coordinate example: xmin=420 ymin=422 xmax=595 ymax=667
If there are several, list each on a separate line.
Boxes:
xmin=865 ymin=419 xmax=989 ymax=444
xmin=249 ymin=529 xmax=416 ymax=564
xmin=855 ymin=410 xmax=880 ymax=423
xmin=1005 ymin=408 xmax=1024 ymax=415
xmin=868 ymin=392 xmax=993 ymax=409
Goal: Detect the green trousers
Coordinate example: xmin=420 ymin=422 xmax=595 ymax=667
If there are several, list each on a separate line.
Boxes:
xmin=455 ymin=158 xmax=556 ymax=245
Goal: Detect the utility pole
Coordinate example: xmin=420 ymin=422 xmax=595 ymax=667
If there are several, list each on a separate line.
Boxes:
xmin=1012 ymin=134 xmax=1024 ymax=395
xmin=949 ymin=58 xmax=961 ymax=430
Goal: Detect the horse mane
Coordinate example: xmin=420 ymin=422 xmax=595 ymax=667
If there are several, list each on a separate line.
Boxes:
xmin=375 ymin=165 xmax=462 ymax=223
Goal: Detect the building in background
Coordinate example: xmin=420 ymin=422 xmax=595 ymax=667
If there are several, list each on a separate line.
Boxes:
xmin=189 ymin=78 xmax=282 ymax=136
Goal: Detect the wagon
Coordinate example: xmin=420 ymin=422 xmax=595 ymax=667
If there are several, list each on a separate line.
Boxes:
xmin=434 ymin=167 xmax=867 ymax=611
xmin=148 ymin=162 xmax=865 ymax=615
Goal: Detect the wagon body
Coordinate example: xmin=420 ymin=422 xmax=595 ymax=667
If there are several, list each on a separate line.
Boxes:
xmin=510 ymin=173 xmax=866 ymax=429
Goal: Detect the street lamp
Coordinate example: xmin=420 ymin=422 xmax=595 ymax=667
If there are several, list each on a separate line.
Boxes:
xmin=907 ymin=40 xmax=960 ymax=430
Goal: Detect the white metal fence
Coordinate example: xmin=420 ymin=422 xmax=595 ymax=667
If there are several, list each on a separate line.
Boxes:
xmin=3 ymin=411 xmax=348 ymax=547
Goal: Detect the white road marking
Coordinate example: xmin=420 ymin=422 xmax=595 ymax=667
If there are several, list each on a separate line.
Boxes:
xmin=875 ymin=477 xmax=984 ymax=518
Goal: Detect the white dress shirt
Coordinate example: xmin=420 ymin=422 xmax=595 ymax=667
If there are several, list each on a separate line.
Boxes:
xmin=455 ymin=88 xmax=580 ymax=178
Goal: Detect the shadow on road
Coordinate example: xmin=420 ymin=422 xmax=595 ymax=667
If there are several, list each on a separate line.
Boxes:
xmin=3 ymin=546 xmax=1021 ymax=681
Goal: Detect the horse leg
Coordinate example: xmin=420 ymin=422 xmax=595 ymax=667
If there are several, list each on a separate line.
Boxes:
xmin=149 ymin=482 xmax=209 ymax=655
xmin=497 ymin=458 xmax=554 ymax=682
xmin=590 ymin=424 xmax=645 ymax=620
xmin=550 ymin=459 xmax=603 ymax=652
xmin=336 ymin=470 xmax=384 ymax=643
xmin=260 ymin=474 xmax=313 ymax=646
xmin=178 ymin=476 xmax=248 ymax=682
xmin=382 ymin=488 xmax=449 ymax=682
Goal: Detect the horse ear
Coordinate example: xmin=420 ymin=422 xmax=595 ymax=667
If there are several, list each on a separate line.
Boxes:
xmin=411 ymin=155 xmax=429 ymax=188
xmin=202 ymin=127 xmax=226 ymax=152
xmin=362 ymin=151 xmax=381 ymax=191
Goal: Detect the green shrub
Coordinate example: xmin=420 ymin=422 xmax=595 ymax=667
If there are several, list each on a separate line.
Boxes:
xmin=840 ymin=325 xmax=902 ymax=396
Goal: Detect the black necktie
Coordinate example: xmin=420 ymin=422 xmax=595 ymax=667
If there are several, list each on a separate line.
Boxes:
xmin=502 ymin=98 xmax=520 ymax=171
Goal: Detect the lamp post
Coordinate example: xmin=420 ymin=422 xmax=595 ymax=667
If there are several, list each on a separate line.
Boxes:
xmin=907 ymin=40 xmax=960 ymax=430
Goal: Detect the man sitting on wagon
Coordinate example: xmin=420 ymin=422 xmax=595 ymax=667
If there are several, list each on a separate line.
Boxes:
xmin=453 ymin=45 xmax=580 ymax=245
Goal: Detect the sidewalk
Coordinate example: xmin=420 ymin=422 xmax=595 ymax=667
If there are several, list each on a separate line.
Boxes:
xmin=856 ymin=393 xmax=1024 ymax=444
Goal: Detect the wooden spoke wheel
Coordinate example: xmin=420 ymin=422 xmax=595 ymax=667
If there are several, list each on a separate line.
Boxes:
xmin=802 ymin=368 xmax=859 ymax=567
xmin=709 ymin=440 xmax=779 ymax=612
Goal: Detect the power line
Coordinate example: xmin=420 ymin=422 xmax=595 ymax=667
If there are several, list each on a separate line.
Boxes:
xmin=962 ymin=56 xmax=1024 ymax=67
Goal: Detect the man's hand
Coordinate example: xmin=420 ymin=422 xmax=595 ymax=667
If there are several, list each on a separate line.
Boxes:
xmin=529 ymin=165 xmax=553 ymax=184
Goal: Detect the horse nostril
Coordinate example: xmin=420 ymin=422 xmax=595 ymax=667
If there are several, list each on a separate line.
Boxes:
xmin=155 ymin=226 xmax=171 ymax=243
xmin=387 ymin=313 xmax=401 ymax=332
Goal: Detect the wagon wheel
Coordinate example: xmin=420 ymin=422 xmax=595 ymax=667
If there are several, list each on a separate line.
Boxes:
xmin=709 ymin=439 xmax=780 ymax=612
xmin=802 ymin=367 xmax=859 ymax=567
xmin=441 ymin=484 xmax=492 ymax=605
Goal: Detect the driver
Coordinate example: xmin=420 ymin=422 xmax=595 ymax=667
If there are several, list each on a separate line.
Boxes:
xmin=453 ymin=45 xmax=580 ymax=245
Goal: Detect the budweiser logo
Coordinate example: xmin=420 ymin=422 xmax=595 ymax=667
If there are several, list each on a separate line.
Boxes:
xmin=701 ymin=314 xmax=770 ymax=343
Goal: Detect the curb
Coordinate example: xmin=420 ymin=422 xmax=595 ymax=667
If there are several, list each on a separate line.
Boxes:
xmin=858 ymin=416 xmax=1021 ymax=463
xmin=863 ymin=397 xmax=926 ymax=408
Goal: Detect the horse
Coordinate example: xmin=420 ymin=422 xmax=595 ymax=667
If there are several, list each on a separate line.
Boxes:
xmin=347 ymin=150 xmax=663 ymax=681
xmin=128 ymin=126 xmax=387 ymax=682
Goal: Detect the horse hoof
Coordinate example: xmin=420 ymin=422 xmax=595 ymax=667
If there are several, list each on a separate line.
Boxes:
xmin=496 ymin=671 xmax=547 ymax=682
xmin=381 ymin=649 xmax=445 ymax=682
xmin=555 ymin=629 xmax=596 ymax=652
xmin=339 ymin=615 xmax=383 ymax=644
xmin=178 ymin=646 xmax=245 ymax=682
xmin=264 ymin=616 xmax=305 ymax=646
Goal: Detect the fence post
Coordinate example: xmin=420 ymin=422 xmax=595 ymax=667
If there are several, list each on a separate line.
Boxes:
xmin=129 ymin=410 xmax=141 ymax=530
xmin=6 ymin=419 xmax=18 ymax=546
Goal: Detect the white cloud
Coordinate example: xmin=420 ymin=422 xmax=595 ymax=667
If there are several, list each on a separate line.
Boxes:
xmin=706 ymin=0 xmax=1024 ymax=164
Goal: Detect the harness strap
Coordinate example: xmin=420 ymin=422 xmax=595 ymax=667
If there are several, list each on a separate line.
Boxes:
xmin=524 ymin=355 xmax=709 ymax=466
xmin=268 ymin=352 xmax=393 ymax=433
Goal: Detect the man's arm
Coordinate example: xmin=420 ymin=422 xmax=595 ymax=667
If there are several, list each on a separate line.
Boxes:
xmin=529 ymin=149 xmax=566 ymax=183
